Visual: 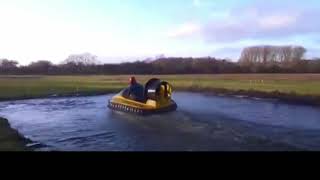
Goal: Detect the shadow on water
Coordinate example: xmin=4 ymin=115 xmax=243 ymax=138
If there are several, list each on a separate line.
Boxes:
xmin=1 ymin=92 xmax=320 ymax=151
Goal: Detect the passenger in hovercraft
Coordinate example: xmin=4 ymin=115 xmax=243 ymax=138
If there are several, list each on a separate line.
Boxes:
xmin=122 ymin=76 xmax=145 ymax=102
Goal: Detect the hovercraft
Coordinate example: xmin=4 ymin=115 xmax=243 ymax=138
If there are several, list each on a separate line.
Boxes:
xmin=108 ymin=78 xmax=177 ymax=115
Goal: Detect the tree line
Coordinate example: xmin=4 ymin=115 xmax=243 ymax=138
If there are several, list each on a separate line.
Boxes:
xmin=240 ymin=45 xmax=307 ymax=64
xmin=1 ymin=46 xmax=320 ymax=75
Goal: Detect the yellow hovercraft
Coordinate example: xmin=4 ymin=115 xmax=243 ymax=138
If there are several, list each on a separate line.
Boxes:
xmin=108 ymin=78 xmax=177 ymax=115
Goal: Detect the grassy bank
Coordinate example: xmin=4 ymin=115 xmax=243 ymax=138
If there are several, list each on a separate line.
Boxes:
xmin=0 ymin=117 xmax=30 ymax=151
xmin=1 ymin=74 xmax=320 ymax=104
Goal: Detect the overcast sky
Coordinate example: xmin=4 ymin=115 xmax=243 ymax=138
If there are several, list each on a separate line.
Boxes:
xmin=0 ymin=0 xmax=319 ymax=65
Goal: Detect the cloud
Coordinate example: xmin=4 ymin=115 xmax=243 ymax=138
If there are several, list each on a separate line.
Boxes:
xmin=306 ymin=48 xmax=320 ymax=58
xmin=259 ymin=15 xmax=297 ymax=30
xmin=206 ymin=10 xmax=319 ymax=43
xmin=193 ymin=0 xmax=201 ymax=7
xmin=173 ymin=0 xmax=320 ymax=43
xmin=211 ymin=47 xmax=243 ymax=60
xmin=167 ymin=23 xmax=201 ymax=38
xmin=167 ymin=0 xmax=320 ymax=59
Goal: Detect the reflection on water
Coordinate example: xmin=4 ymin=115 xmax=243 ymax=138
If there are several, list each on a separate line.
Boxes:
xmin=0 ymin=92 xmax=320 ymax=151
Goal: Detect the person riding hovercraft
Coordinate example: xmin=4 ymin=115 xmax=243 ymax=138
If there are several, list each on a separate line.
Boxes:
xmin=108 ymin=77 xmax=177 ymax=115
xmin=124 ymin=77 xmax=145 ymax=102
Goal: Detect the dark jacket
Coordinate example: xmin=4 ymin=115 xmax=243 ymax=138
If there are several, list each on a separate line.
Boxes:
xmin=128 ymin=83 xmax=144 ymax=102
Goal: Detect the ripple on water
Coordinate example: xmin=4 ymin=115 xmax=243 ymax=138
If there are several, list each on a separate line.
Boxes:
xmin=0 ymin=93 xmax=320 ymax=151
xmin=57 ymin=131 xmax=116 ymax=143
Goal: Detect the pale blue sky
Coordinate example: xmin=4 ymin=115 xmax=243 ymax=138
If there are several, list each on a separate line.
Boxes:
xmin=0 ymin=0 xmax=319 ymax=64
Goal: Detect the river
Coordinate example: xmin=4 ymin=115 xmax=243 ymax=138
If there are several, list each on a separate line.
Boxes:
xmin=0 ymin=92 xmax=320 ymax=151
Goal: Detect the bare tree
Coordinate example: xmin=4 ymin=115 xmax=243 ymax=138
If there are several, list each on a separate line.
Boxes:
xmin=0 ymin=59 xmax=19 ymax=68
xmin=292 ymin=46 xmax=307 ymax=61
xmin=63 ymin=53 xmax=99 ymax=65
xmin=0 ymin=59 xmax=19 ymax=73
xmin=239 ymin=45 xmax=307 ymax=65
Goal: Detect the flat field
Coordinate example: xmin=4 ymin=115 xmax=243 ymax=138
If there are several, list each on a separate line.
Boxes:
xmin=0 ymin=74 xmax=320 ymax=101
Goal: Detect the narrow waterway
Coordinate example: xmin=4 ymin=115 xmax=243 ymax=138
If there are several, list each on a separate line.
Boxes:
xmin=1 ymin=92 xmax=320 ymax=151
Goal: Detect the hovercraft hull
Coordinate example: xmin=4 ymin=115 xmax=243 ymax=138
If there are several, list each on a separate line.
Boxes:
xmin=108 ymin=95 xmax=177 ymax=115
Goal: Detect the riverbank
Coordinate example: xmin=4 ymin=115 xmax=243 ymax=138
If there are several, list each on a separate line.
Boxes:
xmin=0 ymin=90 xmax=119 ymax=102
xmin=0 ymin=74 xmax=320 ymax=106
xmin=181 ymin=87 xmax=320 ymax=106
xmin=0 ymin=117 xmax=31 ymax=151
xmin=0 ymin=87 xmax=319 ymax=107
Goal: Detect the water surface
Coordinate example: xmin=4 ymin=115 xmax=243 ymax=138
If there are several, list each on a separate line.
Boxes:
xmin=1 ymin=92 xmax=320 ymax=151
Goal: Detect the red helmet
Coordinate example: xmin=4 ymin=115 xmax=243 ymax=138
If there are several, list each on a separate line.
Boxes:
xmin=129 ymin=76 xmax=137 ymax=85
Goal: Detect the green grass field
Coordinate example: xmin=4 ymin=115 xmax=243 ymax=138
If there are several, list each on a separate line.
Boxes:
xmin=1 ymin=74 xmax=320 ymax=101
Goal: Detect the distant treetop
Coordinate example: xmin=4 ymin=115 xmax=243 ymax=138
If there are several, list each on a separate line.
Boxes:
xmin=62 ymin=53 xmax=100 ymax=65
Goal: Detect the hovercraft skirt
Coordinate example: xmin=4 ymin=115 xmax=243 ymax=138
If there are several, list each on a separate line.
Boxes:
xmin=108 ymin=101 xmax=177 ymax=115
